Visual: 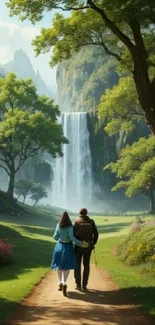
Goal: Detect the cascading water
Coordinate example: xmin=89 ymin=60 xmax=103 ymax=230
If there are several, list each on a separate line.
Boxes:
xmin=46 ymin=112 xmax=93 ymax=211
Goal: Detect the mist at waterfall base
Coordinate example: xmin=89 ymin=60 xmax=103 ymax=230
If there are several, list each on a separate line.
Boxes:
xmin=44 ymin=112 xmax=110 ymax=213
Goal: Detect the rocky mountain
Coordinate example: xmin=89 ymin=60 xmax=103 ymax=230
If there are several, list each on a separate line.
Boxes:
xmin=2 ymin=49 xmax=54 ymax=98
xmin=57 ymin=47 xmax=118 ymax=112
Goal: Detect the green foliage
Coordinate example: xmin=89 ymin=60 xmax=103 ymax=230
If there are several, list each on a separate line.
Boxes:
xmin=0 ymin=73 xmax=37 ymax=112
xmin=57 ymin=46 xmax=118 ymax=112
xmin=30 ymin=183 xmax=48 ymax=206
xmin=96 ymin=236 xmax=155 ymax=315
xmin=105 ymin=136 xmax=155 ymax=211
xmin=7 ymin=1 xmax=155 ymax=67
xmin=0 ymin=221 xmax=55 ymax=325
xmin=32 ymin=10 xmax=120 ymax=67
xmin=14 ymin=180 xmax=34 ymax=203
xmin=118 ymin=227 xmax=155 ymax=265
xmin=15 ymin=180 xmax=48 ymax=205
xmin=98 ymin=76 xmax=143 ymax=135
xmin=7 ymin=0 xmax=155 ymax=134
xmin=0 ymin=73 xmax=67 ymax=197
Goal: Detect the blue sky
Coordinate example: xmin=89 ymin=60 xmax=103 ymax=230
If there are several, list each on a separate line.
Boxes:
xmin=0 ymin=1 xmax=65 ymax=87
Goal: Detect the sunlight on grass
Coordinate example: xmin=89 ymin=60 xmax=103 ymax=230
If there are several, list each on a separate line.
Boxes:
xmin=96 ymin=236 xmax=155 ymax=315
xmin=0 ymin=219 xmax=55 ymax=325
xmin=0 ymin=204 xmax=155 ymax=324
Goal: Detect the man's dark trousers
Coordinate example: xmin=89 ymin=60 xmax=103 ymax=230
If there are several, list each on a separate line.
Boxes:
xmin=74 ymin=247 xmax=92 ymax=288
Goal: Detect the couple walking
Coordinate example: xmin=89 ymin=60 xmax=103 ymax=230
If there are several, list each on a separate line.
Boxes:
xmin=51 ymin=208 xmax=98 ymax=297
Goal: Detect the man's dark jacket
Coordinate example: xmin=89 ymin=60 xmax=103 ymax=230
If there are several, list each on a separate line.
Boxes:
xmin=73 ymin=215 xmax=98 ymax=251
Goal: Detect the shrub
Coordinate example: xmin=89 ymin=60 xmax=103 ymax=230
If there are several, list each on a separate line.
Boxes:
xmin=0 ymin=190 xmax=19 ymax=215
xmin=0 ymin=240 xmax=14 ymax=265
xmin=118 ymin=227 xmax=155 ymax=265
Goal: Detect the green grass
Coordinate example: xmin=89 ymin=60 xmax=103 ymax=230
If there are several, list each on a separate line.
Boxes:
xmin=95 ymin=236 xmax=155 ymax=316
xmin=0 ymin=205 xmax=58 ymax=325
xmin=0 ymin=206 xmax=154 ymax=324
xmin=93 ymin=215 xmax=152 ymax=239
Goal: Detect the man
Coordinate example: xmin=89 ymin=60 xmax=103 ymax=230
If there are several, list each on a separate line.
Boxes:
xmin=73 ymin=208 xmax=99 ymax=291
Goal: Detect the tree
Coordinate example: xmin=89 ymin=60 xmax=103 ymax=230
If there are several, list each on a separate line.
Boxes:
xmin=105 ymin=136 xmax=155 ymax=213
xmin=14 ymin=180 xmax=33 ymax=203
xmin=98 ymin=76 xmax=143 ymax=135
xmin=30 ymin=183 xmax=48 ymax=206
xmin=0 ymin=73 xmax=67 ymax=198
xmin=7 ymin=0 xmax=155 ymax=134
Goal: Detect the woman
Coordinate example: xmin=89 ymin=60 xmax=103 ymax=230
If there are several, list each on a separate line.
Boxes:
xmin=51 ymin=211 xmax=86 ymax=297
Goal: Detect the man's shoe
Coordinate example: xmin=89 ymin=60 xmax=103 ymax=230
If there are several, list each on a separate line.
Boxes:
xmin=58 ymin=283 xmax=63 ymax=291
xmin=75 ymin=285 xmax=81 ymax=291
xmin=83 ymin=286 xmax=89 ymax=292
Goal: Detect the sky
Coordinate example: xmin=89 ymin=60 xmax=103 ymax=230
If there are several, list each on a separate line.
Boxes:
xmin=0 ymin=1 xmax=64 ymax=88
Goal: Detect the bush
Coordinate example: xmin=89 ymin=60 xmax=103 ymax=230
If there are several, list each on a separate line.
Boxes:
xmin=0 ymin=240 xmax=14 ymax=265
xmin=0 ymin=190 xmax=19 ymax=215
xmin=118 ymin=227 xmax=155 ymax=265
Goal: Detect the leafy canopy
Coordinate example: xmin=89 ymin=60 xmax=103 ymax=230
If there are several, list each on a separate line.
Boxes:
xmin=7 ymin=0 xmax=155 ymax=134
xmin=7 ymin=0 xmax=155 ymax=69
xmin=105 ymin=136 xmax=155 ymax=198
xmin=0 ymin=73 xmax=67 ymax=196
xmin=98 ymin=76 xmax=143 ymax=135
xmin=30 ymin=183 xmax=48 ymax=205
xmin=14 ymin=180 xmax=33 ymax=201
xmin=15 ymin=180 xmax=48 ymax=204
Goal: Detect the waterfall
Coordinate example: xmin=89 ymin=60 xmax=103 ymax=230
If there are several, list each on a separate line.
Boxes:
xmin=47 ymin=112 xmax=93 ymax=212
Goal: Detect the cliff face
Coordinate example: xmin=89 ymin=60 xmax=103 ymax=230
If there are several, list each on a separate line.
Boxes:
xmin=57 ymin=47 xmax=118 ymax=112
xmin=87 ymin=112 xmax=150 ymax=210
xmin=2 ymin=49 xmax=53 ymax=97
xmin=56 ymin=47 xmax=151 ymax=210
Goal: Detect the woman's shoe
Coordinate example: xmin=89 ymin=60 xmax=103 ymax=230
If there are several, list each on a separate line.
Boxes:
xmin=58 ymin=283 xmax=63 ymax=291
xmin=63 ymin=284 xmax=68 ymax=297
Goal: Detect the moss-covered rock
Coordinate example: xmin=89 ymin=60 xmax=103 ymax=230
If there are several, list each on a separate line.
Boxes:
xmin=57 ymin=47 xmax=118 ymax=112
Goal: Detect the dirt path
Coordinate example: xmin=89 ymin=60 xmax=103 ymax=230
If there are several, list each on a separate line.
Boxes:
xmin=8 ymin=266 xmax=152 ymax=325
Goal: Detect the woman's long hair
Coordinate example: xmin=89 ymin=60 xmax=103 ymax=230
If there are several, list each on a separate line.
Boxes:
xmin=59 ymin=211 xmax=72 ymax=228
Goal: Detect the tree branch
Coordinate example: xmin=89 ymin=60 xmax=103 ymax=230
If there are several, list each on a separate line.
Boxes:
xmin=55 ymin=5 xmax=89 ymax=11
xmin=87 ymin=0 xmax=135 ymax=53
xmin=0 ymin=164 xmax=10 ymax=176
xmin=129 ymin=17 xmax=148 ymax=58
xmin=100 ymin=41 xmax=121 ymax=61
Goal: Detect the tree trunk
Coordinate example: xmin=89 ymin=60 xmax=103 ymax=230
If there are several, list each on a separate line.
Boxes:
xmin=132 ymin=53 xmax=155 ymax=134
xmin=8 ymin=171 xmax=15 ymax=199
xmin=148 ymin=188 xmax=155 ymax=214
xmin=126 ymin=18 xmax=155 ymax=134
xmin=7 ymin=159 xmax=16 ymax=199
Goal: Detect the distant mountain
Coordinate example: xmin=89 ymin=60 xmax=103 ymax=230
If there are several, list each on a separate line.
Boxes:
xmin=2 ymin=49 xmax=55 ymax=98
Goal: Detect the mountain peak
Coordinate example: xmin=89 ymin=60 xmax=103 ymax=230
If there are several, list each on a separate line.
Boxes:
xmin=14 ymin=49 xmax=32 ymax=65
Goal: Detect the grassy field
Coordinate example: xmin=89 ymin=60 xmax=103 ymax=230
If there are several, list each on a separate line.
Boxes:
xmin=0 ymin=206 xmax=59 ymax=325
xmin=0 ymin=206 xmax=154 ymax=324
xmin=95 ymin=235 xmax=155 ymax=316
xmin=92 ymin=215 xmax=153 ymax=238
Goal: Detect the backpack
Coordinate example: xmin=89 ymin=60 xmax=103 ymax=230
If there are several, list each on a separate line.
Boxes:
xmin=74 ymin=217 xmax=93 ymax=242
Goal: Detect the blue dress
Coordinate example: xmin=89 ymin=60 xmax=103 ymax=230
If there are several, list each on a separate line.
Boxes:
xmin=51 ymin=224 xmax=81 ymax=270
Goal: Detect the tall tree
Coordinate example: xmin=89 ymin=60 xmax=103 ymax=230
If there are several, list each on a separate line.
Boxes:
xmin=0 ymin=74 xmax=67 ymax=198
xmin=7 ymin=0 xmax=155 ymax=134
xmin=105 ymin=136 xmax=155 ymax=213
